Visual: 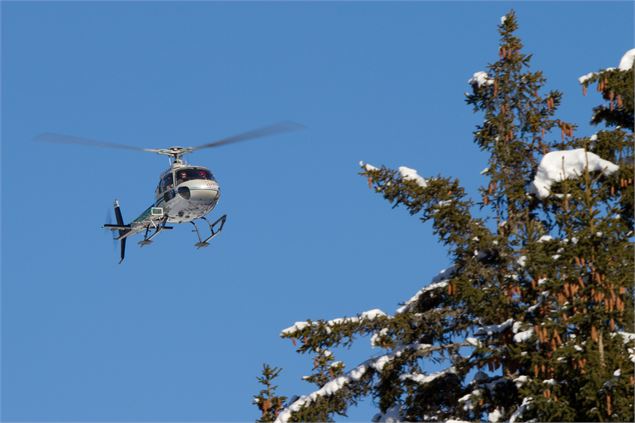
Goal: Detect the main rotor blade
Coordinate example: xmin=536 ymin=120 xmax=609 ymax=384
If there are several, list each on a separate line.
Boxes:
xmin=35 ymin=132 xmax=151 ymax=153
xmin=191 ymin=121 xmax=304 ymax=152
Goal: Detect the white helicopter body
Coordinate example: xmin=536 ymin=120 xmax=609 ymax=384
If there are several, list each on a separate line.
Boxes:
xmin=36 ymin=122 xmax=302 ymax=262
xmin=154 ymin=164 xmax=220 ymax=224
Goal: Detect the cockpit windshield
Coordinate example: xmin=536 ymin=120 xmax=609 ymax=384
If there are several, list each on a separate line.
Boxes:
xmin=175 ymin=168 xmax=215 ymax=184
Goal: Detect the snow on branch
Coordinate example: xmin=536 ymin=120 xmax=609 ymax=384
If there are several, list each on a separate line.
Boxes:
xmin=275 ymin=343 xmax=436 ymax=423
xmin=359 ymin=160 xmax=379 ymax=172
xmin=275 ymin=359 xmax=372 ymax=423
xmin=360 ymin=160 xmax=488 ymax=250
xmin=475 ymin=318 xmax=514 ymax=337
xmin=509 ymin=397 xmax=533 ymax=423
xmin=578 ymin=48 xmax=634 ymax=85
xmin=396 ymin=266 xmax=456 ymax=314
xmin=578 ymin=72 xmax=596 ymax=85
xmin=529 ymin=149 xmax=619 ymax=199
xmin=360 ymin=162 xmax=429 ymax=189
xmin=469 ymin=71 xmax=495 ymax=88
xmin=488 ymin=408 xmax=503 ymax=422
xmin=513 ymin=328 xmax=534 ymax=343
xmin=477 ymin=319 xmax=534 ymax=344
xmin=616 ymin=332 xmax=635 ymax=363
xmin=398 ymin=166 xmax=428 ymax=188
xmin=281 ymin=321 xmax=311 ymax=335
xmin=400 ymin=366 xmax=457 ymax=385
xmin=281 ymin=309 xmax=387 ymax=337
xmin=618 ymin=331 xmax=635 ymax=343
xmin=618 ymin=48 xmax=635 ymax=71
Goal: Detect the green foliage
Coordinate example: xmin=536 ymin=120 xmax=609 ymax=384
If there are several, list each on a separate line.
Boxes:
xmin=254 ymin=364 xmax=287 ymax=422
xmin=255 ymin=11 xmax=634 ymax=422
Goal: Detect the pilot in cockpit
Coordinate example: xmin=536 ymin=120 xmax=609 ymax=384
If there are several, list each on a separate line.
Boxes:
xmin=177 ymin=171 xmax=188 ymax=185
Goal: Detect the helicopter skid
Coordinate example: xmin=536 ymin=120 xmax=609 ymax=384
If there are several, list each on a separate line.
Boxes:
xmin=138 ymin=215 xmax=171 ymax=247
xmin=191 ymin=214 xmax=227 ymax=248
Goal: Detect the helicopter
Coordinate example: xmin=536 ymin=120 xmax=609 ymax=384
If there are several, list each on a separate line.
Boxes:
xmin=36 ymin=122 xmax=303 ymax=263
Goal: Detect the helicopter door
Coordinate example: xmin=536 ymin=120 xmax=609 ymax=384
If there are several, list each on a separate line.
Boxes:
xmin=159 ymin=172 xmax=176 ymax=202
xmin=160 ymin=173 xmax=174 ymax=193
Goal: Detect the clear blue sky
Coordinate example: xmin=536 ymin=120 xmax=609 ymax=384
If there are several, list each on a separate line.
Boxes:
xmin=2 ymin=1 xmax=632 ymax=421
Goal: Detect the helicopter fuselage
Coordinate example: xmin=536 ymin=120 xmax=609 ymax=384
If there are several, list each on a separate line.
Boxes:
xmin=105 ymin=162 xmax=226 ymax=263
xmin=150 ymin=164 xmax=220 ymax=224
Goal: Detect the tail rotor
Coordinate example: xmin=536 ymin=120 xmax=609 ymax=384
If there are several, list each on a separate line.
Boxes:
xmin=103 ymin=200 xmax=131 ymax=264
xmin=113 ymin=200 xmax=128 ymax=264
xmin=104 ymin=208 xmax=118 ymax=253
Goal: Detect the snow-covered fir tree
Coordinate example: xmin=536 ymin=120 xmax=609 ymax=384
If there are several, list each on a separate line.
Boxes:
xmin=255 ymin=12 xmax=634 ymax=422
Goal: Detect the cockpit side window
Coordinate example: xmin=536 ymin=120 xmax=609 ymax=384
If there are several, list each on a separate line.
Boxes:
xmin=160 ymin=173 xmax=174 ymax=192
xmin=175 ymin=168 xmax=214 ymax=184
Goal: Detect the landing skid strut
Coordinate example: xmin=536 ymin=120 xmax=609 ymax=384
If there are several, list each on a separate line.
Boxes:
xmin=139 ymin=215 xmax=172 ymax=246
xmin=191 ymin=215 xmax=227 ymax=248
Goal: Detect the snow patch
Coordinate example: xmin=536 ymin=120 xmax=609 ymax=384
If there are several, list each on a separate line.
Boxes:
xmin=275 ymin=355 xmax=378 ymax=422
xmin=360 ymin=161 xmax=379 ymax=172
xmin=509 ymin=397 xmax=532 ymax=423
xmin=371 ymin=328 xmax=389 ymax=348
xmin=401 ymin=367 xmax=456 ymax=385
xmin=618 ymin=332 xmax=635 ymax=343
xmin=398 ymin=166 xmax=428 ymax=188
xmin=396 ymin=266 xmax=455 ymax=314
xmin=469 ymin=71 xmax=495 ymax=88
xmin=361 ymin=309 xmax=386 ymax=320
xmin=281 ymin=309 xmax=387 ymax=336
xmin=476 ymin=319 xmax=513 ymax=337
xmin=281 ymin=321 xmax=310 ymax=335
xmin=578 ymin=72 xmax=596 ymax=84
xmin=538 ymin=235 xmax=553 ymax=243
xmin=396 ymin=280 xmax=448 ymax=314
xmin=489 ymin=408 xmax=503 ymax=422
xmin=619 ymin=48 xmax=635 ymax=70
xmin=466 ymin=337 xmax=481 ymax=347
xmin=514 ymin=329 xmax=534 ymax=343
xmin=530 ymin=149 xmax=619 ymax=199
xmin=514 ymin=375 xmax=529 ymax=388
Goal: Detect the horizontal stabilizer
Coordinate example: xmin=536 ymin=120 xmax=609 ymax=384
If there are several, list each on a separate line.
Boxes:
xmin=103 ymin=224 xmax=132 ymax=231
xmin=105 ymin=224 xmax=174 ymax=231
